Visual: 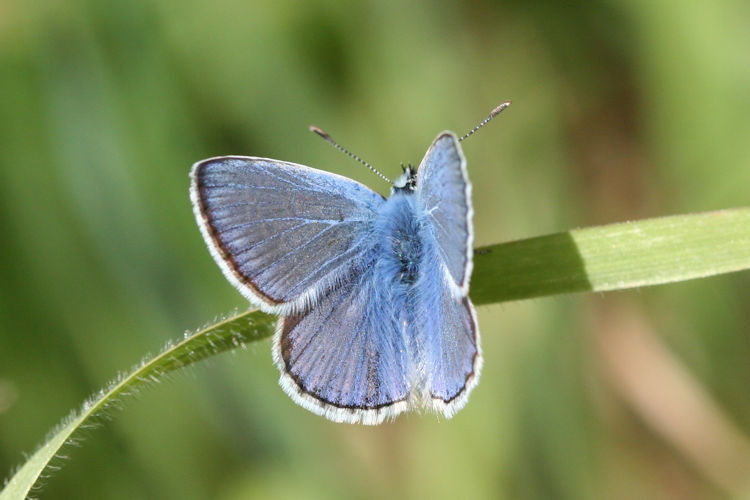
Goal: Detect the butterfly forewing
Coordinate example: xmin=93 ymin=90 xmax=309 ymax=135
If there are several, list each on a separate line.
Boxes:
xmin=416 ymin=132 xmax=473 ymax=295
xmin=191 ymin=157 xmax=384 ymax=313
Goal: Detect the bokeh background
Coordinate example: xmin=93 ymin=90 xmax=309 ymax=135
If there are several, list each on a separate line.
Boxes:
xmin=2 ymin=1 xmax=750 ymax=498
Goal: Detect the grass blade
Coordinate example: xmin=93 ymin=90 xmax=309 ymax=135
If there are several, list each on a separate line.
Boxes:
xmin=1 ymin=310 xmax=275 ymax=499
xmin=471 ymin=208 xmax=750 ymax=304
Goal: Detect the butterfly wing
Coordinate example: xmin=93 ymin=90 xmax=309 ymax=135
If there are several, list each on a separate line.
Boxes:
xmin=416 ymin=132 xmax=473 ymax=295
xmin=274 ymin=265 xmax=411 ymax=425
xmin=414 ymin=252 xmax=482 ymax=417
xmin=414 ymin=132 xmax=481 ymax=417
xmin=191 ymin=156 xmax=384 ymax=313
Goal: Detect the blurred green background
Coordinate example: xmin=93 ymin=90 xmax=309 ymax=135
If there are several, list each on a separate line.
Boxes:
xmin=2 ymin=1 xmax=750 ymax=498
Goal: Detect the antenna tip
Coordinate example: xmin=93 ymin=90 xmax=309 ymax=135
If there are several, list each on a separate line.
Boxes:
xmin=309 ymin=125 xmax=330 ymax=139
xmin=490 ymin=101 xmax=512 ymax=117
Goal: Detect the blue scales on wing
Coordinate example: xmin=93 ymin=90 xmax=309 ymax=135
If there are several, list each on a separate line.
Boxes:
xmin=414 ymin=132 xmax=481 ymax=415
xmin=413 ymin=248 xmax=481 ymax=415
xmin=191 ymin=157 xmax=385 ymax=312
xmin=274 ymin=265 xmax=411 ymax=424
xmin=416 ymin=132 xmax=474 ymax=294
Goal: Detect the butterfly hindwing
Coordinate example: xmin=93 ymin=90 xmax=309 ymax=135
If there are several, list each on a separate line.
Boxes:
xmin=273 ymin=265 xmax=411 ymax=425
xmin=191 ymin=157 xmax=384 ymax=313
xmin=427 ymin=295 xmax=480 ymax=416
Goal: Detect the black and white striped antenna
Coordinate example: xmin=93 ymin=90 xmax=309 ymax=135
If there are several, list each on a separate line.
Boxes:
xmin=309 ymin=126 xmax=392 ymax=184
xmin=309 ymin=100 xmax=512 ymax=183
xmin=459 ymin=100 xmax=512 ymax=142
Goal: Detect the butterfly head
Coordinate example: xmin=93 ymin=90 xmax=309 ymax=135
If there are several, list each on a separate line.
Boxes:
xmin=392 ymin=164 xmax=417 ymax=194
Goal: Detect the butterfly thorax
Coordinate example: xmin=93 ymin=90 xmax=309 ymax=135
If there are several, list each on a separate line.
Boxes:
xmin=373 ymin=189 xmax=425 ymax=291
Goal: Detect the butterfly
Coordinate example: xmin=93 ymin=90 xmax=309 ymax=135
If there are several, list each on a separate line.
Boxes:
xmin=190 ymin=102 xmax=510 ymax=425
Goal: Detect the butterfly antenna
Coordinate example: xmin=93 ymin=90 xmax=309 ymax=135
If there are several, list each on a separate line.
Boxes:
xmin=459 ymin=100 xmax=512 ymax=142
xmin=309 ymin=126 xmax=393 ymax=184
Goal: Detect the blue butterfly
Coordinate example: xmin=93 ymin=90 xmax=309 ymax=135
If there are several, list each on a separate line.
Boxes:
xmin=190 ymin=103 xmax=510 ymax=425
